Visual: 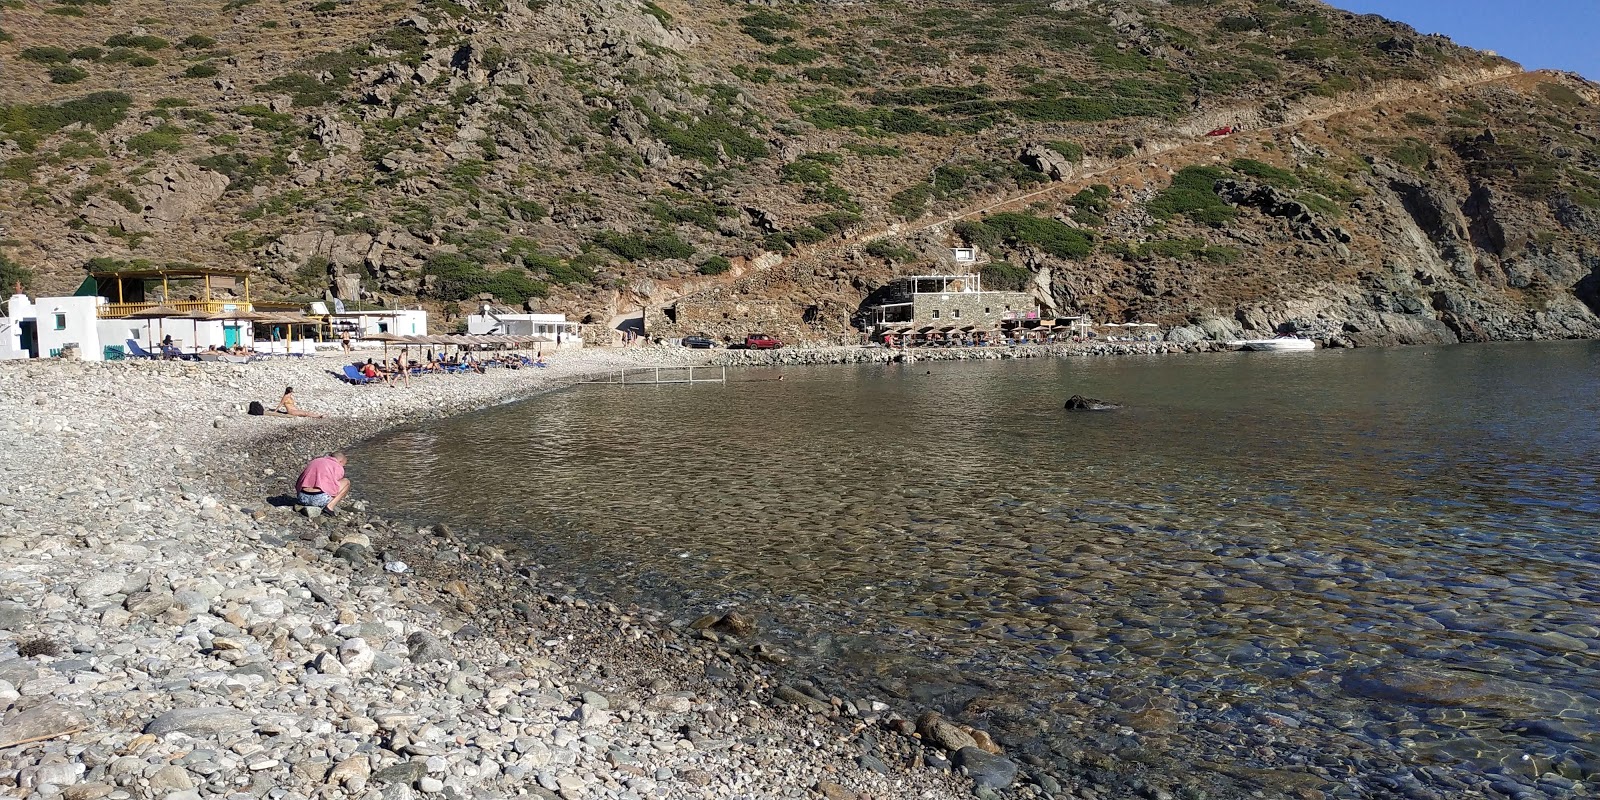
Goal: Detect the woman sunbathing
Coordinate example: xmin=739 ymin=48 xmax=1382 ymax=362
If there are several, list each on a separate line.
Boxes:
xmin=276 ymin=386 xmax=326 ymax=418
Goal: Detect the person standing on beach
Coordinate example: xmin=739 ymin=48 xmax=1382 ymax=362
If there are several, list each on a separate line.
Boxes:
xmin=296 ymin=452 xmax=351 ymax=513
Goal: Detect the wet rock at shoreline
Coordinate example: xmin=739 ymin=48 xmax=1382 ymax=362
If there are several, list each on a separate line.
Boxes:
xmin=1064 ymin=394 xmax=1121 ymax=411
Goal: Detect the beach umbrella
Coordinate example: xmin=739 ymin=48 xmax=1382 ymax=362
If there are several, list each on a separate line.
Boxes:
xmin=127 ymin=304 xmax=184 ymax=351
xmin=174 ymin=310 xmax=215 ymax=353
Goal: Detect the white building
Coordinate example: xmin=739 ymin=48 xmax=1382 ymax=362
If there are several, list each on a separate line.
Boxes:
xmin=313 ymin=302 xmax=428 ymax=338
xmin=467 ymin=307 xmax=583 ymax=348
xmin=2 ymin=291 xmax=106 ymax=360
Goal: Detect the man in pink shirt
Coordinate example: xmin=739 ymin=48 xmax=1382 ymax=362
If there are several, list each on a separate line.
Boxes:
xmin=296 ymin=452 xmax=351 ymax=513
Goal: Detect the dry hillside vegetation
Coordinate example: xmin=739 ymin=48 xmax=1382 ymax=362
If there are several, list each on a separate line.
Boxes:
xmin=1 ymin=0 xmax=1599 ymax=344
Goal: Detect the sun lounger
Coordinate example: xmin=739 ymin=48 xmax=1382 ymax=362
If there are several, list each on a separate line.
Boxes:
xmin=342 ymin=365 xmax=376 ymax=385
xmin=125 ymin=339 xmax=159 ymax=359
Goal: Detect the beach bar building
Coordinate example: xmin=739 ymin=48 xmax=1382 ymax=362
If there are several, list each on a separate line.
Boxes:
xmin=866 ymin=272 xmax=1040 ymax=344
xmin=467 ymin=305 xmax=584 ymax=348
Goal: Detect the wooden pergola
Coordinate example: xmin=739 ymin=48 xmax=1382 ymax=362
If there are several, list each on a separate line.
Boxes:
xmin=92 ymin=266 xmax=253 ymax=319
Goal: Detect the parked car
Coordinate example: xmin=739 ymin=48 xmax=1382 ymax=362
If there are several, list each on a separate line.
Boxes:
xmin=681 ymin=335 xmax=718 ymax=349
xmin=744 ymin=333 xmax=782 ymax=350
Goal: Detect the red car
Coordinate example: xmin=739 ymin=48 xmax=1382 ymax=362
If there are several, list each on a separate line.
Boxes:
xmin=745 ymin=333 xmax=782 ymax=350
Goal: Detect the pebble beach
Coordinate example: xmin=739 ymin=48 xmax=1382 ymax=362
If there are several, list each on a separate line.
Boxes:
xmin=0 ymin=348 xmax=1027 ymax=800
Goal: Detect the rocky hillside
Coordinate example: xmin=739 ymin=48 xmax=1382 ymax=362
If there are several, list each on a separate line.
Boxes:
xmin=2 ymin=0 xmax=1598 ymax=344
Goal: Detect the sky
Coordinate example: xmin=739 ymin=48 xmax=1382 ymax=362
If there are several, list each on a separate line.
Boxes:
xmin=1336 ymin=0 xmax=1599 ymax=79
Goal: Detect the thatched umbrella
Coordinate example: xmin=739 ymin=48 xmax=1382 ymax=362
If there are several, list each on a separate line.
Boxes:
xmin=126 ymin=305 xmax=184 ymax=352
xmin=174 ymin=310 xmax=216 ymax=353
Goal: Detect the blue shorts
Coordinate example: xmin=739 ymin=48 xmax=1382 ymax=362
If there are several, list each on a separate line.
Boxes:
xmin=298 ymin=491 xmax=331 ymax=508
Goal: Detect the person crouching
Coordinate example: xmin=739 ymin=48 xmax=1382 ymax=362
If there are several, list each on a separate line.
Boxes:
xmin=295 ymin=451 xmax=350 ymax=516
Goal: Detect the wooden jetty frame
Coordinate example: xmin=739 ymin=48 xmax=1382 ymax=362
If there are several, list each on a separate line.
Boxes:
xmin=582 ymin=365 xmax=728 ymax=385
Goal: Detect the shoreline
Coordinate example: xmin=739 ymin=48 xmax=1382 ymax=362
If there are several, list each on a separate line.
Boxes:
xmin=0 ymin=339 xmax=1427 ymax=800
xmin=0 ymin=348 xmax=1041 ymax=800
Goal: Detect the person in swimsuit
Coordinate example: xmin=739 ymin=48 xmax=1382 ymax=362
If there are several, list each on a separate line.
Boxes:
xmin=275 ymin=386 xmax=325 ymax=418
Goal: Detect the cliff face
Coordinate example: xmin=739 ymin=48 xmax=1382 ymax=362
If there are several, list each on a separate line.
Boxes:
xmin=1 ymin=0 xmax=1598 ymax=345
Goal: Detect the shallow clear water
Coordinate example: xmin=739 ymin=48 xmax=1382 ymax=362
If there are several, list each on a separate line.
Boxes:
xmin=353 ymin=342 xmax=1600 ymax=790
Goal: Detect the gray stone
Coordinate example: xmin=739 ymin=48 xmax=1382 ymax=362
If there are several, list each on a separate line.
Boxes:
xmin=148 ymin=765 xmax=195 ymax=792
xmin=373 ymin=760 xmax=428 ymax=785
xmin=144 ymin=707 xmax=253 ymax=737
xmin=0 ymin=701 xmax=88 ymax=745
xmin=405 ymin=631 xmax=452 ymax=663
xmin=954 ymin=746 xmax=1018 ymax=789
xmin=773 ymin=685 xmax=831 ymax=714
xmin=0 ymin=601 xmax=29 ymax=632
xmin=916 ymin=712 xmax=977 ymax=752
xmin=75 ymin=573 xmax=125 ymax=602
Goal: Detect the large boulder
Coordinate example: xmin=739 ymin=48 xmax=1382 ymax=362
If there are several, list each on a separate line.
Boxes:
xmin=1064 ymin=395 xmax=1120 ymax=411
xmin=80 ymin=164 xmax=229 ymax=233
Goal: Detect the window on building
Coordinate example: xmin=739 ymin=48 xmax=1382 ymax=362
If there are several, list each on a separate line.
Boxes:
xmin=985 ymin=307 xmax=991 ymax=314
xmin=932 ymin=309 xmax=941 ymax=319
xmin=53 ymin=313 xmax=66 ymax=331
xmin=954 ymin=309 xmax=961 ymax=319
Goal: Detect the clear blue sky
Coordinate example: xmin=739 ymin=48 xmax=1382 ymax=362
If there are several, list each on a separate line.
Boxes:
xmin=1337 ymin=0 xmax=1598 ymax=79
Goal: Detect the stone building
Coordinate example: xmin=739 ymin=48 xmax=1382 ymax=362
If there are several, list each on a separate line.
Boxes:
xmin=866 ymin=272 xmax=1039 ymax=333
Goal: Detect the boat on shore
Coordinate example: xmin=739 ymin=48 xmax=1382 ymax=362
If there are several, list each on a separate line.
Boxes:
xmin=1232 ymin=337 xmax=1317 ymax=352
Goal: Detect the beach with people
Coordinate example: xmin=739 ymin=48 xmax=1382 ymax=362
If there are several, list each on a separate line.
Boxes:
xmin=0 ymin=346 xmax=1014 ymax=800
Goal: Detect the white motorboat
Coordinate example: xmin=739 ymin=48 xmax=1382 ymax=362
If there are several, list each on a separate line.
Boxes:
xmin=1233 ymin=337 xmax=1317 ymax=352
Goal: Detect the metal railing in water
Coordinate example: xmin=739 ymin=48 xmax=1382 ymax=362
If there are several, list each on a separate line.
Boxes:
xmin=582 ymin=366 xmax=728 ymax=385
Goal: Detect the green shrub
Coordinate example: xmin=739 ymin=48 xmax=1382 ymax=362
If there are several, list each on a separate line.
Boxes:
xmin=47 ymin=6 xmax=86 ymax=16
xmin=1388 ymin=138 xmax=1434 ymax=171
xmin=49 ymin=65 xmax=90 ymax=84
xmin=1 ymin=156 xmax=37 ymax=182
xmin=235 ymin=104 xmax=295 ymax=131
xmin=646 ymin=112 xmax=767 ymax=164
xmin=1402 ymin=111 xmax=1439 ymax=127
xmin=127 ymin=123 xmax=185 ymax=155
xmin=1045 ymin=140 xmax=1083 ymax=161
xmin=641 ymin=0 xmax=670 ymax=24
xmin=1148 ymin=166 xmax=1236 ymax=226
xmin=1297 ymin=192 xmax=1341 ymax=217
xmin=294 ymin=255 xmax=330 ymax=288
xmin=1068 ymin=184 xmax=1111 ymax=226
xmin=311 ymin=0 xmax=337 ymax=10
xmin=780 ymin=157 xmax=833 ymax=185
xmin=71 ymin=46 xmax=105 ymax=61
xmin=0 ymin=92 xmax=133 ymax=136
xmin=808 ymin=210 xmax=861 ymax=235
xmin=739 ymin=10 xmax=799 ymax=44
xmin=105 ymin=186 xmax=142 ymax=212
xmin=593 ymin=231 xmax=694 ymax=261
xmin=1217 ymin=15 xmax=1259 ymax=32
xmin=184 ymin=63 xmax=220 ymax=78
xmin=697 ymin=255 xmax=731 ymax=275
xmin=254 ymin=73 xmax=335 ymax=106
xmin=765 ymin=46 xmax=820 ymax=65
xmin=485 ymin=268 xmax=549 ymax=303
xmin=889 ymin=184 xmax=931 ymax=218
xmin=424 ymin=252 xmax=488 ymax=300
xmin=1230 ymin=158 xmax=1300 ymax=188
xmin=179 ymin=34 xmax=217 ymax=50
xmin=980 ymin=260 xmax=1030 ymax=291
xmin=955 ymin=212 xmax=1092 ymax=258
xmin=0 ymin=252 xmax=33 ymax=290
xmin=1128 ymin=238 xmax=1239 ymax=263
xmin=21 ymin=46 xmax=73 ymax=64
xmin=104 ymin=33 xmax=169 ymax=50
xmin=505 ymin=198 xmax=548 ymax=221
xmin=192 ymin=151 xmax=290 ymax=191
xmin=864 ymin=239 xmax=917 ymax=262
xmin=104 ymin=48 xmax=159 ymax=66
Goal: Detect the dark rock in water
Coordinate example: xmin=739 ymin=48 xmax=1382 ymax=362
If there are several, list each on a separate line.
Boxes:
xmin=954 ymin=746 xmax=1019 ymax=789
xmin=1064 ymin=395 xmax=1120 ymax=411
xmin=1342 ymin=665 xmax=1532 ymax=710
xmin=713 ymin=610 xmax=757 ymax=637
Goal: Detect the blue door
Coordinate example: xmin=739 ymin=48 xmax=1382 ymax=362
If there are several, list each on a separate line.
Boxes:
xmin=224 ymin=325 xmax=240 ymax=348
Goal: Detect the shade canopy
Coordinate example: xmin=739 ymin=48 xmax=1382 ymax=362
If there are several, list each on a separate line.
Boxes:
xmin=126 ymin=304 xmax=184 ymax=319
